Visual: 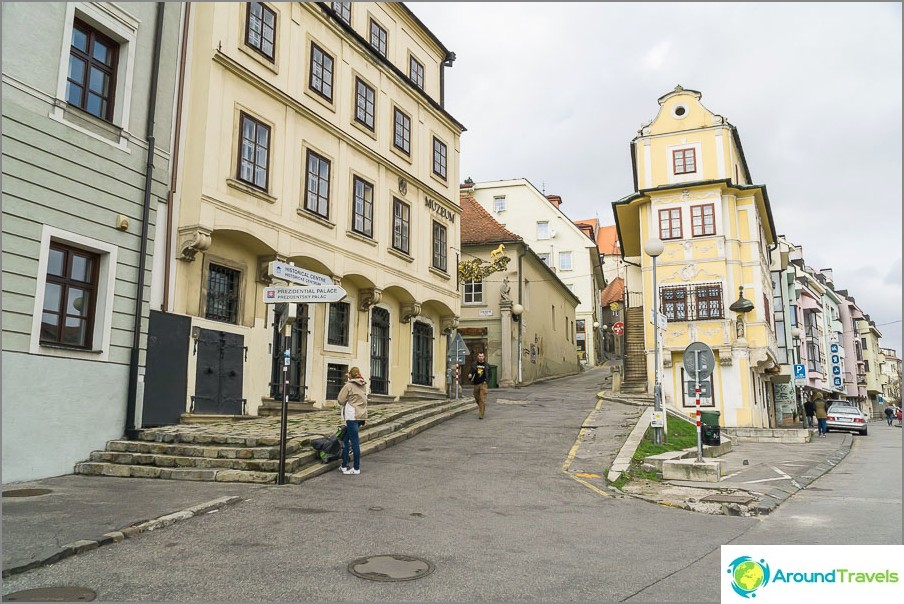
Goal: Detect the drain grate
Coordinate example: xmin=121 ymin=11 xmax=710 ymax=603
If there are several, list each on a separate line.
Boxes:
xmin=3 ymin=587 xmax=96 ymax=601
xmin=700 ymin=493 xmax=755 ymax=505
xmin=2 ymin=489 xmax=52 ymax=498
xmin=348 ymin=554 xmax=434 ymax=582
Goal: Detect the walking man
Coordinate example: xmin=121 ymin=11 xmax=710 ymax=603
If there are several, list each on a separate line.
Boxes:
xmin=804 ymin=399 xmax=816 ymax=428
xmin=885 ymin=404 xmax=895 ymax=426
xmin=468 ymin=352 xmax=489 ymax=419
xmin=813 ymin=394 xmax=829 ymax=438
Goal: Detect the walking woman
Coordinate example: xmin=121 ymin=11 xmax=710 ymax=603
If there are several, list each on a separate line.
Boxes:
xmin=338 ymin=367 xmax=368 ymax=475
xmin=813 ymin=394 xmax=829 ymax=438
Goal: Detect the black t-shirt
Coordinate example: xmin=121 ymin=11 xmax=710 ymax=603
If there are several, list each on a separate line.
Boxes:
xmin=469 ymin=361 xmax=488 ymax=385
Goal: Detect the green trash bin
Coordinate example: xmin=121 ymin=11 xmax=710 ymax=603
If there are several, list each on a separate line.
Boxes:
xmin=700 ymin=410 xmax=721 ymax=426
xmin=487 ymin=365 xmax=498 ymax=389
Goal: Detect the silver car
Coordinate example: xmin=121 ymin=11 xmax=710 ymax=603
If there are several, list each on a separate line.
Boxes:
xmin=826 ymin=401 xmax=869 ymax=436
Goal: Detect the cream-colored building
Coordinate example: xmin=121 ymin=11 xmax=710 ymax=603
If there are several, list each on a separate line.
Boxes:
xmin=612 ymin=86 xmax=779 ymax=428
xmin=458 ymin=194 xmax=581 ymax=387
xmin=465 ymin=179 xmax=605 ymax=366
xmin=857 ymin=317 xmax=884 ymax=416
xmin=146 ymin=2 xmax=465 ymax=420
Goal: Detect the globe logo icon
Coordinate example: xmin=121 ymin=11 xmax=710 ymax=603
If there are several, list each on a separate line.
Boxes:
xmin=727 ymin=556 xmax=770 ymax=598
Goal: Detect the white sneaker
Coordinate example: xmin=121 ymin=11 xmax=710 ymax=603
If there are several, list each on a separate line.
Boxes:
xmin=339 ymin=466 xmax=349 ymax=473
xmin=344 ymin=468 xmax=360 ymax=475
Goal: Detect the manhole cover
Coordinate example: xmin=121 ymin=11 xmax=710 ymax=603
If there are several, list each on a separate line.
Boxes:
xmin=348 ymin=554 xmax=434 ymax=582
xmin=3 ymin=587 xmax=96 ymax=601
xmin=2 ymin=489 xmax=53 ymax=498
xmin=700 ymin=494 xmax=755 ymax=505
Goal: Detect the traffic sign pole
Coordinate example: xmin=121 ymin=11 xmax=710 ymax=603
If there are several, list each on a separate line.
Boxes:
xmin=277 ymin=328 xmax=290 ymax=485
xmin=695 ymin=350 xmax=703 ymax=462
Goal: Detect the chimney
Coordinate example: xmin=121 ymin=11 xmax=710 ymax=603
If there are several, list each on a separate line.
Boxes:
xmin=546 ymin=194 xmax=562 ymax=208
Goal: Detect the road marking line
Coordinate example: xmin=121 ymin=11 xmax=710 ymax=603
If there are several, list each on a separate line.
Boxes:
xmin=562 ymin=397 xmax=610 ymax=498
xmin=743 ymin=477 xmax=792 ymax=484
xmin=771 ymin=464 xmax=803 ymax=490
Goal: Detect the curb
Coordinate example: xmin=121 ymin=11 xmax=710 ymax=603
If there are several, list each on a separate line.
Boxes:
xmin=1 ymin=495 xmax=243 ymax=578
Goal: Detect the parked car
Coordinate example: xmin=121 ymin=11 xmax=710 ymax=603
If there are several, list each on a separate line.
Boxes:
xmin=826 ymin=401 xmax=869 ymax=436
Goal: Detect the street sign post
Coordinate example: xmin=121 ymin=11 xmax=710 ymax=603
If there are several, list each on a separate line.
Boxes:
xmin=268 ymin=261 xmax=331 ymax=287
xmin=263 ymin=285 xmax=347 ymax=304
xmin=793 ymin=364 xmax=807 ymax=382
xmin=683 ymin=342 xmax=715 ymax=462
xmin=686 ymin=380 xmax=712 ymax=398
xmin=447 ymin=332 xmax=470 ymax=400
xmin=612 ymin=321 xmax=625 ymax=336
xmin=649 ymin=309 xmax=668 ymax=331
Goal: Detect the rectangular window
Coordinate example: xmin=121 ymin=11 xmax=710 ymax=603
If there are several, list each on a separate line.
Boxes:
xmin=660 ymin=283 xmax=724 ymax=322
xmin=432 ymin=221 xmax=447 ymax=272
xmin=409 ymin=56 xmax=425 ymax=89
xmin=369 ymin=19 xmax=387 ymax=56
xmin=205 ymin=263 xmax=241 ymax=324
xmin=537 ymin=221 xmax=550 ymax=240
xmin=67 ymin=20 xmax=118 ymax=121
xmin=393 ymin=107 xmax=411 ymax=154
xmin=559 ymin=251 xmax=573 ymax=271
xmin=392 ymin=198 xmax=410 ymax=254
xmin=327 ymin=302 xmax=350 ymax=346
xmin=40 ymin=243 xmax=99 ymax=348
xmin=352 ymin=176 xmax=373 ymax=237
xmin=237 ymin=112 xmax=270 ymax=190
xmin=354 ymin=77 xmax=375 ymax=130
xmin=332 ymin=1 xmax=351 ymax=24
xmin=245 ymin=2 xmax=276 ymax=60
xmin=304 ymin=150 xmax=331 ymax=218
xmin=326 ymin=363 xmax=348 ymax=399
xmin=432 ymin=137 xmax=447 ymax=179
xmin=659 ymin=208 xmax=682 ymax=240
xmin=494 ymin=196 xmax=506 ymax=212
xmin=538 ymin=253 xmax=551 ymax=266
xmin=464 ymin=279 xmax=483 ymax=304
xmin=673 ymin=148 xmax=696 ymax=175
xmin=861 ymin=337 xmax=868 ymax=350
xmin=309 ymin=42 xmax=334 ymax=101
xmin=691 ymin=203 xmax=715 ymax=237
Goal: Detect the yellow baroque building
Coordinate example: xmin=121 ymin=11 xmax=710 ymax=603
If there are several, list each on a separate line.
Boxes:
xmin=156 ymin=2 xmax=465 ymax=419
xmin=613 ymin=86 xmax=780 ymax=428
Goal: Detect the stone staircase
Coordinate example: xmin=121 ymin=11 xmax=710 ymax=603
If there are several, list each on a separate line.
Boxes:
xmin=75 ymin=398 xmax=474 ymax=485
xmin=622 ymin=307 xmax=648 ymax=393
xmin=398 ymin=384 xmax=448 ymax=401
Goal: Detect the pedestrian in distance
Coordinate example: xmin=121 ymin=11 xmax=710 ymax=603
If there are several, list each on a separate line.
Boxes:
xmin=813 ymin=393 xmax=829 ymax=438
xmin=338 ymin=367 xmax=368 ymax=475
xmin=468 ymin=352 xmax=489 ymax=419
xmin=804 ymin=399 xmax=816 ymax=428
xmin=885 ymin=404 xmax=895 ymax=426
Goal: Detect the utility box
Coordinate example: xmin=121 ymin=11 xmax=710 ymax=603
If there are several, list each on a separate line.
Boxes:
xmin=488 ymin=365 xmax=498 ymax=389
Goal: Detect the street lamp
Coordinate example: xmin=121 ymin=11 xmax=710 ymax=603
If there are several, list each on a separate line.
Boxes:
xmin=790 ymin=326 xmax=805 ymax=428
xmin=644 ymin=237 xmax=665 ymax=445
xmin=593 ymin=321 xmax=601 ymax=362
xmin=512 ymin=303 xmax=524 ymax=385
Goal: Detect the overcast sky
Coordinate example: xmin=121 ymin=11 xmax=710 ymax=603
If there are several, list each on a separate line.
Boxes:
xmin=410 ymin=1 xmax=903 ymax=356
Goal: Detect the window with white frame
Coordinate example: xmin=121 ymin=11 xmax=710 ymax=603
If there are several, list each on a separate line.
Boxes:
xmin=691 ymin=203 xmax=715 ymax=237
xmin=31 ymin=226 xmax=118 ymax=360
xmin=463 ymin=279 xmax=483 ymax=304
xmin=494 ymin=196 xmax=506 ymax=212
xmin=672 ymin=148 xmax=696 ymax=175
xmin=559 ymin=251 xmax=573 ymax=271
xmin=538 ymin=252 xmax=551 ymax=266
xmin=537 ymin=221 xmax=550 ymax=240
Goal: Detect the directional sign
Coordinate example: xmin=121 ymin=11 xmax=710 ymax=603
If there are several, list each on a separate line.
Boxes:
xmin=793 ymin=364 xmax=807 ymax=381
xmin=650 ymin=309 xmax=668 ymax=330
xmin=612 ymin=321 xmax=625 ymax=336
xmin=447 ymin=331 xmax=470 ymax=365
xmin=263 ymin=285 xmax=347 ymax=304
xmin=683 ymin=342 xmax=715 ymax=380
xmin=268 ymin=261 xmax=331 ymax=287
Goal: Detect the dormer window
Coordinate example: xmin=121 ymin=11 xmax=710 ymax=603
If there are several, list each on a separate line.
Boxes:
xmin=673 ymin=148 xmax=696 ymax=175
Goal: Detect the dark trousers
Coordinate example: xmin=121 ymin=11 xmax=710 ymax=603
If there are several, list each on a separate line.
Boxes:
xmin=342 ymin=420 xmax=361 ymax=470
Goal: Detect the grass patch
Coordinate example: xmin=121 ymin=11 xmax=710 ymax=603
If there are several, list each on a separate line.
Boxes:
xmin=610 ymin=414 xmax=701 ymax=489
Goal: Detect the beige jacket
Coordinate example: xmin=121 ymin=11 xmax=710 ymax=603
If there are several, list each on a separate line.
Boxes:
xmin=338 ymin=377 xmax=368 ymax=421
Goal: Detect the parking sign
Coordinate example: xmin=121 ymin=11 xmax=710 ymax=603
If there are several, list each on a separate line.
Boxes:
xmin=793 ymin=364 xmax=807 ymax=381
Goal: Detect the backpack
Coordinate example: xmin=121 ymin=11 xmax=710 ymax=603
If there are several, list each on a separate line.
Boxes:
xmin=310 ymin=425 xmax=347 ymax=463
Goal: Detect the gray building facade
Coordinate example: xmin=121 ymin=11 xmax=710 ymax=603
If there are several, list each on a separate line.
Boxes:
xmin=2 ymin=2 xmax=183 ymax=482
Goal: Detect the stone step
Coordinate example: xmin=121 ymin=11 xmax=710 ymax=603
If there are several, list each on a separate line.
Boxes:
xmin=76 ymin=399 xmax=475 ymax=483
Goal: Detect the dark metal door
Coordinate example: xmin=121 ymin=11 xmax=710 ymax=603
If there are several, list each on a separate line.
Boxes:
xmin=270 ymin=304 xmax=309 ymax=401
xmin=412 ymin=321 xmax=433 ymax=386
xmin=142 ymin=311 xmax=190 ymax=426
xmin=370 ymin=307 xmax=390 ymax=395
xmin=193 ymin=329 xmax=245 ymax=414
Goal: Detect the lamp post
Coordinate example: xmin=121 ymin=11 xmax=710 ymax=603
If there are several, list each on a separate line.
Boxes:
xmin=593 ymin=321 xmax=601 ymax=362
xmin=791 ymin=326 xmax=804 ymax=428
xmin=644 ymin=237 xmax=665 ymax=445
xmin=512 ymin=303 xmax=524 ymax=384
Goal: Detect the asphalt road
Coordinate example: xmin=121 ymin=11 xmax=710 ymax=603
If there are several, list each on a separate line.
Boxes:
xmin=2 ymin=368 xmax=901 ymax=602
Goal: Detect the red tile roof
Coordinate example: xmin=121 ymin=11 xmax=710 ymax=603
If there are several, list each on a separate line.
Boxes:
xmin=597 ymin=225 xmax=619 ymax=255
xmin=460 ymin=194 xmax=522 ymax=245
xmin=600 ymin=276 xmax=624 ymax=306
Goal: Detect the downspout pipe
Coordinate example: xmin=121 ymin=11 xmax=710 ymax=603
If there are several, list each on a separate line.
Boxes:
xmin=517 ymin=244 xmax=525 ymax=384
xmin=440 ymin=51 xmax=456 ymax=107
xmin=126 ymin=2 xmax=165 ymax=439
